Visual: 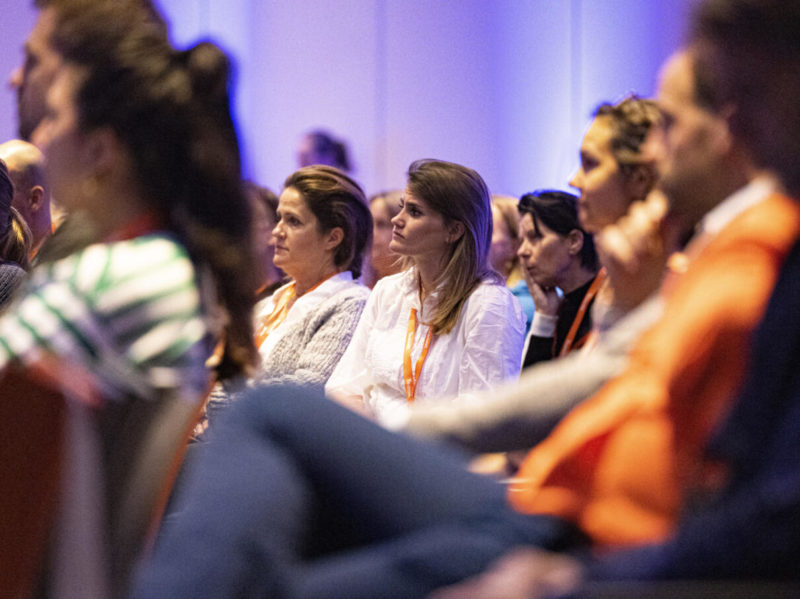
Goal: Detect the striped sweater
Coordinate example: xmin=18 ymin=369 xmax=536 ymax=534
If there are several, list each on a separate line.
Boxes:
xmin=0 ymin=234 xmax=212 ymax=401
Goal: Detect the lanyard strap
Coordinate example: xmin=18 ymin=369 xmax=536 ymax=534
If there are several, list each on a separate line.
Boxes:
xmin=403 ymin=308 xmax=434 ymax=403
xmin=558 ymin=268 xmax=607 ymax=357
xmin=255 ymin=283 xmax=297 ymax=348
xmin=255 ymin=274 xmax=338 ymax=348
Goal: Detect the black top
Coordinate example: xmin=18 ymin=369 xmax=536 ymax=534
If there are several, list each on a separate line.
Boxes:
xmin=522 ymin=275 xmax=597 ymax=369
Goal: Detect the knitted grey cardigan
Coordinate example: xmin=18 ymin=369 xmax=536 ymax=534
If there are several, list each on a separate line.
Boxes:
xmin=207 ymin=281 xmax=369 ymax=417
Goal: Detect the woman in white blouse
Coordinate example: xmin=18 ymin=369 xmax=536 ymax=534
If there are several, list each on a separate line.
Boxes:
xmin=326 ymin=159 xmax=526 ymax=418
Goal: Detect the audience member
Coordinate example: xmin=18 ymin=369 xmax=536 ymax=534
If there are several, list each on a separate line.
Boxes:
xmin=232 ymin=166 xmax=370 ymax=392
xmin=518 ymin=190 xmax=600 ymax=368
xmin=0 ymin=5 xmax=256 ymax=403
xmin=490 ymin=194 xmax=535 ymax=331
xmin=364 ymin=189 xmax=403 ymax=288
xmin=245 ymin=180 xmax=284 ymax=301
xmin=0 ymin=139 xmax=52 ymax=256
xmin=326 ymin=159 xmax=526 ymax=418
xmin=297 ymin=129 xmax=352 ymax=173
xmin=0 ymin=159 xmax=31 ymax=306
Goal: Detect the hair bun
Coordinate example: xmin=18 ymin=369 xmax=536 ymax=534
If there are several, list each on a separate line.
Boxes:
xmin=181 ymin=41 xmax=231 ymax=103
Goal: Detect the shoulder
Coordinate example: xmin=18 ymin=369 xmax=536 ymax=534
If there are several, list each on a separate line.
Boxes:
xmin=466 ymin=278 xmax=517 ymax=306
xmin=373 ymin=269 xmax=413 ymax=294
xmin=38 ymin=234 xmax=198 ymax=309
xmin=716 ymin=193 xmax=800 ymax=254
xmin=328 ymin=280 xmax=370 ymax=303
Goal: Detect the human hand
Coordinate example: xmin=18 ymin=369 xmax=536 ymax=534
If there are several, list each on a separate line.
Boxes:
xmin=429 ymin=546 xmax=584 ymax=599
xmin=523 ymin=269 xmax=562 ymax=317
xmin=595 ymin=191 xmax=679 ymax=311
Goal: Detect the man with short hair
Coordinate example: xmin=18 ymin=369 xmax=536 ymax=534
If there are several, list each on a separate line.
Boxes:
xmin=587 ymin=0 xmax=800 ymax=583
xmin=0 ymin=139 xmax=52 ymax=256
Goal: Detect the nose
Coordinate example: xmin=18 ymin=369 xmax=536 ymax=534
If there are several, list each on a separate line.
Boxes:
xmin=8 ymin=66 xmax=21 ymax=90
xmin=390 ymin=212 xmax=402 ymax=228
xmin=271 ymin=221 xmax=283 ymax=241
xmin=517 ymin=240 xmax=530 ymax=259
xmin=568 ymin=170 xmax=582 ymax=191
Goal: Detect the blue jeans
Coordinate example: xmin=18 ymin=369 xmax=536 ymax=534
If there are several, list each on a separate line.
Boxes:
xmin=133 ymin=385 xmax=586 ymax=598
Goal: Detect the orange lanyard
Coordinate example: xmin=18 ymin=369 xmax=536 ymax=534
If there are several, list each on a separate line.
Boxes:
xmin=255 ymin=283 xmax=297 ymax=348
xmin=403 ymin=308 xmax=434 ymax=403
xmin=558 ymin=268 xmax=607 ymax=357
xmin=255 ymin=274 xmax=336 ymax=348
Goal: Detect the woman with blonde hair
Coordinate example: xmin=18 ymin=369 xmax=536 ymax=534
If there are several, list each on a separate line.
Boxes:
xmin=364 ymin=189 xmax=403 ymax=288
xmin=326 ymin=159 xmax=526 ymax=418
xmin=490 ymin=194 xmax=534 ymax=330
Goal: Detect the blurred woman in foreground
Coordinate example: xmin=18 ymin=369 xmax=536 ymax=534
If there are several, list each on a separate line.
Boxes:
xmin=0 ymin=15 xmax=256 ymax=401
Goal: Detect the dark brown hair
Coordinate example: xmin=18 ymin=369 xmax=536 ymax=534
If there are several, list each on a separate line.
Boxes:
xmin=283 ymin=166 xmax=371 ymax=279
xmin=53 ymin=10 xmax=258 ymax=379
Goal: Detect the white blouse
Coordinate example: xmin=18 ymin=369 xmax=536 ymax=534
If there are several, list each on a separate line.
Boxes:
xmin=326 ymin=268 xmax=526 ymax=418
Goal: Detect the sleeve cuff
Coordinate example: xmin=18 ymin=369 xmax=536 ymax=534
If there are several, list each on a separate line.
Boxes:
xmin=529 ymin=312 xmax=558 ymax=337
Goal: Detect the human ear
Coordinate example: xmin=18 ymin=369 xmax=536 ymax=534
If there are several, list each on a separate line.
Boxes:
xmin=28 ymin=186 xmax=45 ymax=211
xmin=83 ymin=126 xmax=122 ymax=178
xmin=325 ymin=226 xmax=344 ymax=250
xmin=625 ymin=165 xmax=656 ymax=202
xmin=446 ymin=221 xmax=465 ymax=244
xmin=566 ymin=229 xmax=584 ymax=256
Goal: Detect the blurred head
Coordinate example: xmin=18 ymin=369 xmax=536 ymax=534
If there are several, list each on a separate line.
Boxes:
xmin=656 ymin=48 xmax=746 ymax=226
xmin=11 ymin=0 xmax=167 ymax=141
xmin=368 ymin=189 xmax=402 ymax=282
xmin=245 ymin=181 xmax=281 ymax=288
xmin=490 ymin=195 xmax=522 ymax=281
xmin=0 ymin=139 xmax=52 ymax=252
xmin=570 ymin=96 xmax=661 ymax=232
xmin=691 ymin=0 xmax=800 ymax=196
xmin=278 ymin=165 xmax=371 ymax=280
xmin=517 ymin=190 xmax=598 ymax=290
xmin=31 ymin=7 xmax=257 ymax=377
xmin=297 ymin=130 xmax=351 ymax=173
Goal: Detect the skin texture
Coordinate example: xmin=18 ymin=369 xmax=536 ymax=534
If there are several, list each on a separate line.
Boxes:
xmin=30 ymin=67 xmax=88 ymax=215
xmin=570 ymin=116 xmax=636 ymax=233
xmin=9 ymin=8 xmax=61 ymax=141
xmin=657 ymin=50 xmax=736 ymax=227
xmin=249 ymin=188 xmax=280 ymax=291
xmin=390 ymin=186 xmax=462 ymax=298
xmin=490 ymin=204 xmax=517 ymax=279
xmin=369 ymin=197 xmax=401 ymax=280
xmin=271 ymin=186 xmax=342 ymax=296
xmin=32 ymin=64 xmax=150 ymax=240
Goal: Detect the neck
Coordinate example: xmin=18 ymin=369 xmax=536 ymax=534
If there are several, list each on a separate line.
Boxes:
xmin=414 ymin=255 xmax=447 ymax=304
xmin=293 ymin=262 xmax=339 ymax=297
xmin=558 ymin=263 xmax=596 ymax=295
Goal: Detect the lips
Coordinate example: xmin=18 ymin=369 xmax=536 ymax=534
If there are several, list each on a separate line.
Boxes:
xmin=392 ymin=229 xmax=404 ymax=240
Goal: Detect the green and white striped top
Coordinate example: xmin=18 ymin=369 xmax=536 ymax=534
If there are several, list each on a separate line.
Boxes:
xmin=0 ymin=233 xmax=212 ymax=402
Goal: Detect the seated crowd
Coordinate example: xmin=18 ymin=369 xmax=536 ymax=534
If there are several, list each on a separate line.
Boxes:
xmin=2 ymin=0 xmax=800 ymax=597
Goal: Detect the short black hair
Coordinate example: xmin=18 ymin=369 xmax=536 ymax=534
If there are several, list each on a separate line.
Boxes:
xmin=518 ymin=190 xmax=598 ymax=271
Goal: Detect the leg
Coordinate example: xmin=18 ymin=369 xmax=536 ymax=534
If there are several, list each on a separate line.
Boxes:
xmin=133 ymin=385 xmax=525 ymax=598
